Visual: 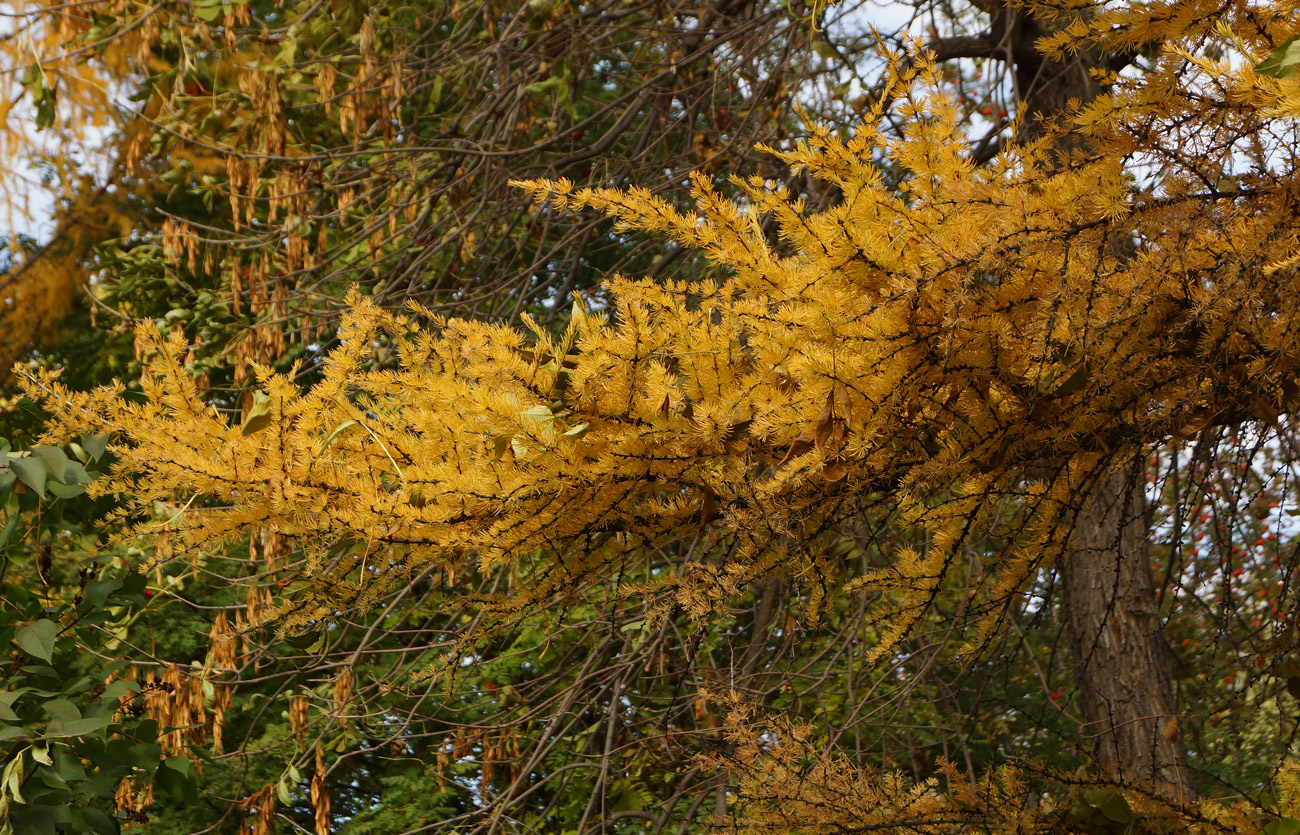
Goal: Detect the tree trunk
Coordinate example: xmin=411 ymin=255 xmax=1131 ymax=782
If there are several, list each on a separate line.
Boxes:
xmin=1060 ymin=465 xmax=1196 ymax=804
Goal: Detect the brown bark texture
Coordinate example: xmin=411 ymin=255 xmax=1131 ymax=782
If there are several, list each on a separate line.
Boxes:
xmin=1061 ymin=466 xmax=1197 ymax=803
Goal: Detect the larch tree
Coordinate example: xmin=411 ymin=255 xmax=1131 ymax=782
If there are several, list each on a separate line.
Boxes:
xmin=11 ymin=0 xmax=1300 ymax=832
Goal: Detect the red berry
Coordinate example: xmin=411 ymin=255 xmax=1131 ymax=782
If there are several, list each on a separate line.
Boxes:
xmin=143 ymin=589 xmax=154 ymax=598
xmin=981 ymin=106 xmax=993 ymax=116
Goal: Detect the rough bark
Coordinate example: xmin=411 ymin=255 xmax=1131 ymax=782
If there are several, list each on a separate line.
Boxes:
xmin=1061 ymin=467 xmax=1197 ymax=803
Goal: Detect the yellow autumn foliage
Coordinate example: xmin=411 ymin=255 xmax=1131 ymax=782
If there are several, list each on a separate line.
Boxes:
xmin=20 ymin=0 xmax=1300 ymax=665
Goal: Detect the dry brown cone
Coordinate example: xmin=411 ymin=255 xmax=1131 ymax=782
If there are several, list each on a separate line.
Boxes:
xmin=311 ymin=742 xmax=331 ymax=835
xmin=289 ymin=694 xmax=309 ymax=742
xmin=241 ymin=783 xmax=276 ymax=835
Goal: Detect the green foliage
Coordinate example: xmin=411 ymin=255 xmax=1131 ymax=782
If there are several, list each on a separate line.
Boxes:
xmin=1068 ymin=789 xmax=1138 ymax=835
xmin=1254 ymin=36 xmax=1300 ymax=79
xmin=0 ymin=454 xmax=185 ymax=833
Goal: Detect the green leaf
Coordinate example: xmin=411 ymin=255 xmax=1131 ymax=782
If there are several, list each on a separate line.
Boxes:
xmin=122 ymin=737 xmax=161 ymax=770
xmin=20 ymin=63 xmax=56 ymax=133
xmin=29 ymin=447 xmax=66 ymax=484
xmin=43 ymin=699 xmax=80 ymax=723
xmin=54 ymin=751 xmax=86 ymax=783
xmin=0 ymin=696 xmax=20 ymax=722
xmin=519 ymin=404 xmax=555 ymax=424
xmin=81 ymin=434 xmax=108 ymax=462
xmin=523 ymin=76 xmax=566 ymax=98
xmin=811 ymin=39 xmax=840 ymax=61
xmin=162 ymin=754 xmax=192 ymax=778
xmin=4 ymin=751 xmax=26 ymax=802
xmin=0 ymin=509 xmax=20 ymax=550
xmin=34 ymin=95 xmax=56 ymax=131
xmin=83 ymin=579 xmax=123 ymax=609
xmin=78 ymin=808 xmax=118 ymax=835
xmin=46 ymin=481 xmax=86 ymax=500
xmin=1263 ymin=819 xmax=1300 ymax=835
xmin=1083 ymin=789 xmax=1135 ymax=824
xmin=240 ymin=391 xmax=275 ymax=435
xmin=9 ymin=456 xmax=47 ymax=497
xmin=155 ymin=756 xmax=197 ymax=803
xmin=100 ymin=680 xmax=137 ymax=701
xmin=59 ymin=459 xmax=94 ymax=485
xmin=44 ymin=716 xmax=111 ymax=738
xmin=15 ymin=620 xmax=57 ymax=664
xmin=9 ymin=805 xmax=55 ymax=835
xmin=562 ymin=422 xmax=590 ymax=438
xmin=1255 ymin=35 xmax=1300 ymax=79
